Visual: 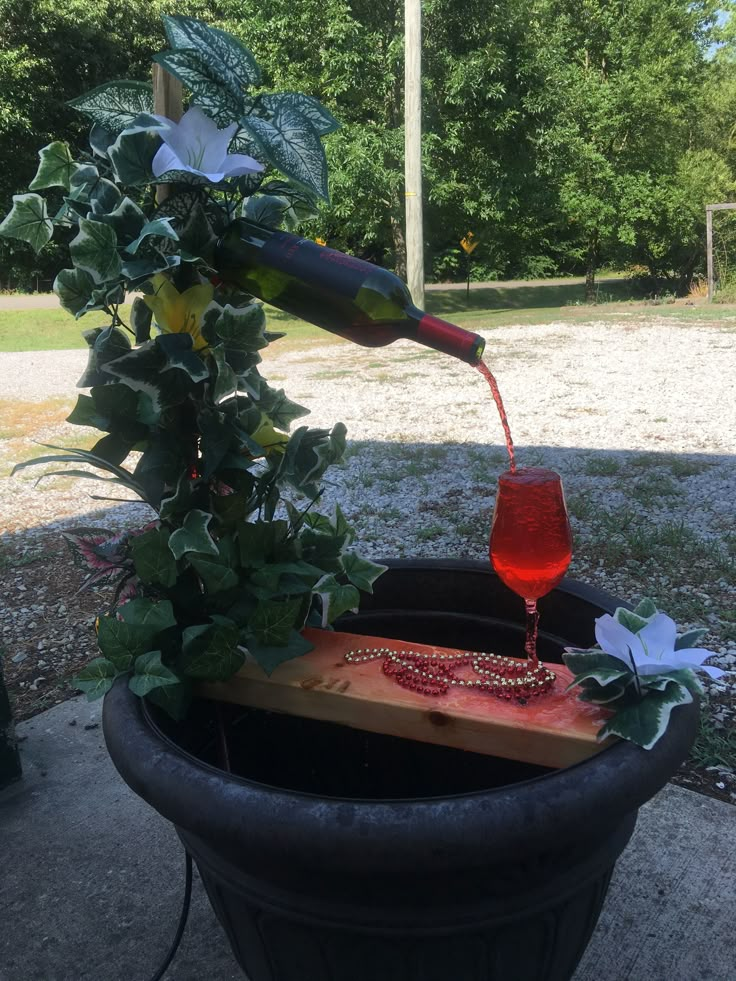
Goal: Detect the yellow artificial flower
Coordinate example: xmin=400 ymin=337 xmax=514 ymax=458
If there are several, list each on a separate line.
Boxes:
xmin=142 ymin=274 xmax=214 ymax=352
xmin=314 ymin=237 xmax=327 ymax=246
xmin=250 ymin=413 xmax=289 ymax=457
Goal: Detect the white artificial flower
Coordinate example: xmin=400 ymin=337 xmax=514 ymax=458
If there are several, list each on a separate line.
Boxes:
xmin=595 ymin=612 xmax=724 ymax=679
xmin=152 ymin=106 xmax=262 ymax=183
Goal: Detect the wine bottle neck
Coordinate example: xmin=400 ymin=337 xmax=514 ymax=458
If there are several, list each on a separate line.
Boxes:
xmin=408 ymin=306 xmax=485 ymax=365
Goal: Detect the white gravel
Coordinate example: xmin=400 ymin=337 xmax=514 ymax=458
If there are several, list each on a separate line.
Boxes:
xmin=2 ymin=315 xmax=735 ymax=730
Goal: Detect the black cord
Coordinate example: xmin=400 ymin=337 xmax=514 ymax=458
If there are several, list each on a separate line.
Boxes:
xmin=146 ymin=849 xmax=194 ymax=981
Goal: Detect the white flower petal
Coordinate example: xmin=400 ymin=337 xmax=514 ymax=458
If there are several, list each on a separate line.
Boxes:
xmin=152 ymin=144 xmax=184 ymax=178
xmin=594 ymin=614 xmax=639 ymax=665
xmin=638 ymin=614 xmax=678 ymax=663
xmin=218 ymin=153 xmax=264 ymax=177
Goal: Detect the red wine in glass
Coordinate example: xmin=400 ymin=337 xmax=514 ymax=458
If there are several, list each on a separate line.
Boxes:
xmin=489 ymin=468 xmax=573 ymax=670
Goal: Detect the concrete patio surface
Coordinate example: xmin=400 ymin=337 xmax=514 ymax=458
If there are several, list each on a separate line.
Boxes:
xmin=1 ymin=696 xmax=733 ymax=981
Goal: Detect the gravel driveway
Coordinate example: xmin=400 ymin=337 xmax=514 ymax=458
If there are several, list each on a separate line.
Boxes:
xmin=1 ymin=314 xmax=735 ymax=798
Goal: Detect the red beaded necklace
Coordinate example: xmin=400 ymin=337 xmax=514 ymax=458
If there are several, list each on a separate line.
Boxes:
xmin=344 ymin=646 xmax=556 ymax=700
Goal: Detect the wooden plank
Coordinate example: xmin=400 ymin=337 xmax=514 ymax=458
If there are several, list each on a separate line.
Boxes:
xmin=152 ymin=65 xmax=183 ymax=204
xmin=707 ymin=206 xmax=714 ymax=302
xmin=198 ymin=628 xmax=613 ymax=770
xmin=705 ymin=203 xmax=736 ymax=212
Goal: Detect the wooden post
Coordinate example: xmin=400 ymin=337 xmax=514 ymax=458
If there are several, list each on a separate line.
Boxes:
xmin=152 ymin=64 xmax=183 ymax=204
xmin=404 ymin=0 xmax=424 ymax=310
xmin=706 ymin=205 xmax=714 ymax=302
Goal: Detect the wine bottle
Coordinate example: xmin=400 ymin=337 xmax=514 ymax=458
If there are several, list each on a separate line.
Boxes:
xmin=214 ymin=219 xmax=485 ymax=365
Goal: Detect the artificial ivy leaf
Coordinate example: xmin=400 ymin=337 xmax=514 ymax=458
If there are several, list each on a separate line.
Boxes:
xmin=249 ymin=597 xmax=303 ymax=647
xmin=162 ymin=15 xmax=261 ymax=90
xmin=54 ymin=267 xmax=95 ymax=317
xmin=168 ymin=509 xmax=219 ymax=559
xmin=109 ymin=127 xmax=161 ymax=185
xmin=240 ymin=107 xmax=328 ymax=201
xmin=77 ymin=326 xmax=133 ymax=388
xmin=315 ymin=575 xmax=360 ymax=625
xmin=197 ymin=407 xmax=235 ymax=480
xmin=125 ymin=218 xmax=179 ymax=255
xmin=597 ymin=681 xmax=692 ymax=750
xmin=188 ymin=552 xmax=239 ymax=594
xmin=98 ymin=196 xmax=147 ymax=243
xmin=575 ymin=678 xmax=629 ymax=704
xmin=68 ymin=81 xmax=154 ymax=134
xmin=341 ymin=553 xmax=387 ymax=594
xmin=562 ymin=649 xmax=634 ymax=679
xmin=259 ymin=93 xmax=339 ymax=136
xmin=131 ymin=527 xmax=178 ymax=587
xmin=97 ymin=615 xmax=156 ymax=670
xmin=180 ymin=620 xmax=243 ymax=681
xmin=246 ymin=629 xmax=314 ymax=676
xmin=70 ymin=217 xmax=122 ymax=284
xmin=280 ymin=423 xmax=347 ymax=497
xmin=118 ymin=598 xmax=176 ymax=633
xmin=0 ymin=193 xmax=53 ymax=253
xmin=211 ymin=302 xmax=268 ymax=351
xmin=73 ymin=658 xmax=117 ymax=699
xmin=238 ymin=519 xmax=290 ymax=569
xmin=242 ymin=194 xmax=290 ymax=228
xmin=153 ymin=50 xmax=244 ymax=125
xmin=131 ymin=297 xmax=153 ymax=343
xmin=159 ymin=473 xmax=194 ymax=522
xmin=175 ymin=200 xmax=217 ymax=261
xmin=632 ymin=598 xmax=658 ymax=619
xmin=29 ymin=141 xmax=78 ymax=191
xmin=90 ymin=432 xmax=134 ymax=466
xmin=102 ymin=340 xmax=192 ymax=414
xmin=90 ymin=122 xmax=115 ymax=158
xmin=675 ymin=628 xmax=709 ymax=651
xmin=146 ymin=679 xmax=193 ymax=720
xmin=129 ymin=650 xmax=180 ymax=697
xmin=156 ymin=333 xmax=210 ymax=383
xmin=121 ymin=251 xmax=179 ymax=282
xmin=66 ymin=393 xmax=107 ymax=430
xmin=209 ymin=344 xmax=238 ymax=402
xmin=132 ymin=436 xmax=186 ymax=507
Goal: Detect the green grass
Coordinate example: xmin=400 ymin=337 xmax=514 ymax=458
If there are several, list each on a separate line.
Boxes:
xmin=3 ymin=277 xmax=736 ymax=353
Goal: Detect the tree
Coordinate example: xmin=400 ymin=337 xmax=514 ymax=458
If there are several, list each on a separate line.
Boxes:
xmin=526 ymin=0 xmax=721 ymax=298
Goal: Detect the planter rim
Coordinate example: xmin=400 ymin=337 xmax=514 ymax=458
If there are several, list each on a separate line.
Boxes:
xmin=103 ymin=565 xmax=698 ymax=872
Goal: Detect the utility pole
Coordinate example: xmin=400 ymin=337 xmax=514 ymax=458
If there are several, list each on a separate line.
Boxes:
xmin=404 ymin=0 xmax=424 ymax=309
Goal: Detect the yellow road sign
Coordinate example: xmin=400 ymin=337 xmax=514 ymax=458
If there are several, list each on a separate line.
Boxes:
xmin=460 ymin=232 xmax=478 ymax=254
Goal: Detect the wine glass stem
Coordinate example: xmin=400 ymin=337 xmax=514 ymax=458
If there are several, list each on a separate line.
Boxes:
xmin=524 ymin=599 xmax=540 ymax=670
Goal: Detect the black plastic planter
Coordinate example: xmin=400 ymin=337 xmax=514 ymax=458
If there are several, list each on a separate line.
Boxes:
xmin=103 ymin=560 xmax=698 ymax=981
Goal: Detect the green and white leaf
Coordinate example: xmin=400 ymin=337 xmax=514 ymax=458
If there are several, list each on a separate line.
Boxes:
xmin=240 ymin=108 xmax=329 ymax=201
xmin=210 ymin=302 xmax=267 ymax=352
xmin=0 ymin=194 xmax=53 ymax=253
xmin=153 ymin=50 xmax=244 ymax=125
xmin=109 ymin=127 xmax=161 ymax=185
xmin=259 ymin=93 xmax=339 ymax=136
xmin=54 ymin=267 xmax=96 ymax=317
xmin=315 ymin=574 xmax=360 ymax=626
xmin=68 ymin=81 xmax=154 ymax=134
xmin=131 ymin=297 xmax=153 ymax=343
xmin=168 ymin=509 xmax=219 ymax=559
xmin=341 ymin=553 xmax=387 ymax=594
xmin=597 ymin=680 xmax=693 ymax=750
xmin=69 ymin=217 xmax=122 ymax=284
xmin=162 ymin=15 xmax=261 ymax=91
xmin=29 ymin=141 xmax=78 ymax=191
xmin=188 ymin=552 xmax=239 ymax=594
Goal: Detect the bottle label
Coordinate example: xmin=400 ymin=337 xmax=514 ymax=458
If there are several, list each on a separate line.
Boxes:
xmin=262 ymin=232 xmax=370 ymax=299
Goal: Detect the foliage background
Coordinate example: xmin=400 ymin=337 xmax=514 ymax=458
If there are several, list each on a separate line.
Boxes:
xmin=2 ymin=0 xmax=736 ymax=293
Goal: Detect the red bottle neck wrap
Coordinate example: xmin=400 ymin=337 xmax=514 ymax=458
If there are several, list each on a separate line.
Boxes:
xmin=416 ymin=313 xmax=484 ymax=364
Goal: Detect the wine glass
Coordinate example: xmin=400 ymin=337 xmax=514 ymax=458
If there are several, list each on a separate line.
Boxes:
xmin=489 ymin=468 xmax=573 ymax=671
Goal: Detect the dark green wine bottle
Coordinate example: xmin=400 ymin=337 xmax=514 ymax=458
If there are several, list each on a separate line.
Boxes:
xmin=214 ymin=219 xmax=485 ymax=365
